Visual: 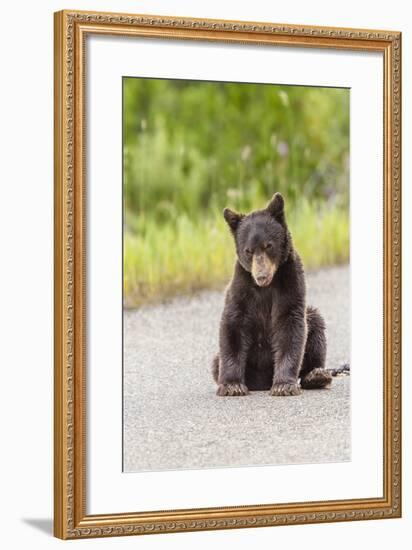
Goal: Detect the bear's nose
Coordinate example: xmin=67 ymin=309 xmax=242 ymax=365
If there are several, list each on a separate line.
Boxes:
xmin=256 ymin=275 xmax=268 ymax=285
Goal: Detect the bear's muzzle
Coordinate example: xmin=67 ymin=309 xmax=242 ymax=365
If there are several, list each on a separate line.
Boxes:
xmin=251 ymin=252 xmax=277 ymax=287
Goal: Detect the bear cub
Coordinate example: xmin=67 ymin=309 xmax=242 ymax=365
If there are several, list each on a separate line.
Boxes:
xmin=212 ymin=192 xmax=332 ymax=396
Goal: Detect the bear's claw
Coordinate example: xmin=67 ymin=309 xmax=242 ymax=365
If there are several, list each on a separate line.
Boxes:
xmin=216 ymin=383 xmax=249 ymax=396
xmin=269 ymin=382 xmax=302 ymax=396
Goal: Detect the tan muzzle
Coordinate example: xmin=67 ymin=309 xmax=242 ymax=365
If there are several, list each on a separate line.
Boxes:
xmin=251 ymin=253 xmax=277 ymax=287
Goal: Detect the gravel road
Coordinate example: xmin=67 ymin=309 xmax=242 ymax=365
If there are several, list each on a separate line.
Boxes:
xmin=123 ymin=265 xmax=350 ymax=472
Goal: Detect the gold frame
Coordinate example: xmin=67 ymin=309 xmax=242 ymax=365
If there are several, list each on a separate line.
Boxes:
xmin=54 ymin=9 xmax=402 ymax=540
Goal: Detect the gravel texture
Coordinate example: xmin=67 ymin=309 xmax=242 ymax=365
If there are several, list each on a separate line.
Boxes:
xmin=123 ymin=265 xmax=350 ymax=472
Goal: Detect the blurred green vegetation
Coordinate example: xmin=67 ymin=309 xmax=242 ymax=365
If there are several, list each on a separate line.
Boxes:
xmin=123 ymin=78 xmax=349 ymax=307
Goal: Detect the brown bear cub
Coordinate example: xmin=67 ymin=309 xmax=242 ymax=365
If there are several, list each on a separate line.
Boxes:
xmin=212 ymin=192 xmax=332 ymax=396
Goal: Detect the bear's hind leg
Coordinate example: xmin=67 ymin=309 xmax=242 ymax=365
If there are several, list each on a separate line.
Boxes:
xmin=301 ymin=367 xmax=332 ymax=389
xmin=300 ymin=306 xmax=332 ymax=389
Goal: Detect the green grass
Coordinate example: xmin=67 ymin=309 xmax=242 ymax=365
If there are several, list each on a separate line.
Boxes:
xmin=124 ymin=199 xmax=349 ymax=308
xmin=124 ymin=80 xmax=350 ymax=222
xmin=123 ymin=79 xmax=350 ymax=307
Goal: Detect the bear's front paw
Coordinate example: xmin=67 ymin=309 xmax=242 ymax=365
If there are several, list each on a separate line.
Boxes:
xmin=216 ymin=383 xmax=249 ymax=396
xmin=269 ymin=382 xmax=302 ymax=396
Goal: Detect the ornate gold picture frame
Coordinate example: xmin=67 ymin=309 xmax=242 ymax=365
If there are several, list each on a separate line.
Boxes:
xmin=54 ymin=9 xmax=401 ymax=540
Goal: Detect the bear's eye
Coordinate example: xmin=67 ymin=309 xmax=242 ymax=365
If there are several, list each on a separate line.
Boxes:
xmin=245 ymin=248 xmax=253 ymax=255
xmin=265 ymin=243 xmax=272 ymax=250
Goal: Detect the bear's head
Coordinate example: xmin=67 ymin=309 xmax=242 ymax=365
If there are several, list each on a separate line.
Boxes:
xmin=223 ymin=193 xmax=292 ymax=288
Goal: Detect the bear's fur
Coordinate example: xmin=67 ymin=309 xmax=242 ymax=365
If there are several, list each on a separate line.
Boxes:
xmin=212 ymin=192 xmax=332 ymax=396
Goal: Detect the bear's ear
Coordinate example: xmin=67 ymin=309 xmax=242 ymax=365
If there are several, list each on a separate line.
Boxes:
xmin=223 ymin=208 xmax=243 ymax=233
xmin=266 ymin=192 xmax=285 ymax=223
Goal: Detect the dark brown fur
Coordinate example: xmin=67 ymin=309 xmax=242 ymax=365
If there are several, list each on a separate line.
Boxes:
xmin=212 ymin=193 xmax=332 ymax=396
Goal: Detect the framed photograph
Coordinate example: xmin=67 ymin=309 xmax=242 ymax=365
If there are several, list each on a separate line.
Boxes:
xmin=54 ymin=9 xmax=402 ymax=539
